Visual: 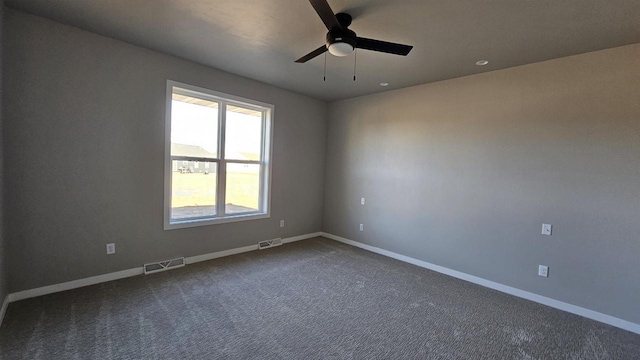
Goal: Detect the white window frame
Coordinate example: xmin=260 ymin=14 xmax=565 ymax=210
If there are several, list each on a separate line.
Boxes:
xmin=164 ymin=80 xmax=274 ymax=230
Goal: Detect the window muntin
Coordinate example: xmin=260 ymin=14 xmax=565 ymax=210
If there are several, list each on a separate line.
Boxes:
xmin=164 ymin=81 xmax=273 ymax=229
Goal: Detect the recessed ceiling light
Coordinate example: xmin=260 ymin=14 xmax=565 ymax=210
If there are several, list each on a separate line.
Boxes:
xmin=476 ymin=60 xmax=489 ymax=66
xmin=380 ymin=82 xmax=389 ymax=87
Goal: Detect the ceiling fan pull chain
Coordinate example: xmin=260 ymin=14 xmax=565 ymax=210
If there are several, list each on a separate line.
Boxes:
xmin=353 ymin=48 xmax=357 ymax=81
xmin=324 ymin=52 xmax=327 ymax=81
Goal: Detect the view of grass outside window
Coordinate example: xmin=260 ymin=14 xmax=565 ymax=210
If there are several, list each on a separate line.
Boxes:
xmin=166 ymin=82 xmax=272 ymax=228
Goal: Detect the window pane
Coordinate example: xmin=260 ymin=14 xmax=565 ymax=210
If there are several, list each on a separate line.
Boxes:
xmin=171 ymin=160 xmax=217 ymax=219
xmin=171 ymin=90 xmax=218 ymax=158
xmin=225 ymin=105 xmax=262 ymax=161
xmin=225 ymin=163 xmax=260 ymax=214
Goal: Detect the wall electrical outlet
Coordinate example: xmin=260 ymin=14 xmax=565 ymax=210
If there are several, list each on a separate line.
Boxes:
xmin=360 ymin=197 xmax=366 ymax=205
xmin=280 ymin=220 xmax=285 ymax=228
xmin=106 ymin=243 xmax=116 ymax=255
xmin=359 ymin=224 xmax=364 ymax=231
xmin=538 ymin=265 xmax=549 ymax=277
xmin=541 ymin=223 xmax=552 ymax=236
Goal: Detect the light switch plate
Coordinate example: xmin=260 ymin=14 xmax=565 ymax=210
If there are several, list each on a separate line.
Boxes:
xmin=359 ymin=224 xmax=364 ymax=231
xmin=542 ymin=224 xmax=552 ymax=236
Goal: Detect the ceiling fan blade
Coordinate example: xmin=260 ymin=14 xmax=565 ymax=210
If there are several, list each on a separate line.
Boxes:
xmin=356 ymin=37 xmax=413 ymax=56
xmin=309 ymin=0 xmax=343 ymax=32
xmin=295 ymin=45 xmax=328 ymax=63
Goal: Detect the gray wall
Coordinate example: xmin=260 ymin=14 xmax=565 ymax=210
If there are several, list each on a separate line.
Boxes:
xmin=3 ymin=9 xmax=327 ymax=292
xmin=324 ymin=43 xmax=640 ymax=324
xmin=0 ymin=0 xmax=6 ymax=305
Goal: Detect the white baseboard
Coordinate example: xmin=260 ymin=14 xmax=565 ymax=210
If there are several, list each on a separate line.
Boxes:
xmin=0 ymin=296 xmax=9 ymax=327
xmin=7 ymin=267 xmax=144 ymax=303
xmin=184 ymin=243 xmax=259 ymax=264
xmin=321 ymin=232 xmax=640 ymax=335
xmin=4 ymin=232 xmax=321 ymax=307
xmin=184 ymin=232 xmax=321 ymax=264
xmin=282 ymin=232 xmax=323 ymax=244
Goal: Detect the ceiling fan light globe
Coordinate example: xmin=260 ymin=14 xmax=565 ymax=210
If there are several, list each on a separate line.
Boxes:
xmin=328 ymin=42 xmax=354 ymax=57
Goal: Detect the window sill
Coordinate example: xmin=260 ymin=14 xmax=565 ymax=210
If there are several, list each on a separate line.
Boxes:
xmin=164 ymin=212 xmax=270 ymax=230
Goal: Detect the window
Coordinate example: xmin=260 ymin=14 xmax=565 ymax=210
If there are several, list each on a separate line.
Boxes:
xmin=164 ymin=80 xmax=273 ymax=229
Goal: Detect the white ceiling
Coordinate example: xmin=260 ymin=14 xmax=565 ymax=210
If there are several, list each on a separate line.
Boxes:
xmin=7 ymin=0 xmax=640 ymax=101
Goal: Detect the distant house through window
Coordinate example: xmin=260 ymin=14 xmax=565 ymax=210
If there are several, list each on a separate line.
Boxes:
xmin=164 ymin=80 xmax=273 ymax=229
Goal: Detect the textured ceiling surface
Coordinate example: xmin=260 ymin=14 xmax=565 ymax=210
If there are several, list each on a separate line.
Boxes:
xmin=7 ymin=0 xmax=640 ymax=101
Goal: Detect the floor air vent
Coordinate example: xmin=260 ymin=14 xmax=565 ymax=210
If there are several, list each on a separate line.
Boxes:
xmin=258 ymin=238 xmax=282 ymax=250
xmin=144 ymin=257 xmax=185 ymax=275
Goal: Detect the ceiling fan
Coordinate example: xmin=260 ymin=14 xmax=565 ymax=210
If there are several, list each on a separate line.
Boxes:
xmin=295 ymin=0 xmax=414 ymax=63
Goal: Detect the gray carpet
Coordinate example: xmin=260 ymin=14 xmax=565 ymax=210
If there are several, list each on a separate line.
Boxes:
xmin=1 ymin=237 xmax=638 ymax=359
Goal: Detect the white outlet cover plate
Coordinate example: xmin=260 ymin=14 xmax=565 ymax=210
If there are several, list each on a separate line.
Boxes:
xmin=359 ymin=224 xmax=364 ymax=231
xmin=538 ymin=265 xmax=549 ymax=277
xmin=106 ymin=243 xmax=116 ymax=255
xmin=280 ymin=220 xmax=285 ymax=227
xmin=360 ymin=197 xmax=365 ymax=205
xmin=542 ymin=224 xmax=552 ymax=236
